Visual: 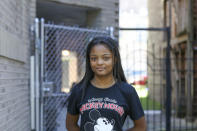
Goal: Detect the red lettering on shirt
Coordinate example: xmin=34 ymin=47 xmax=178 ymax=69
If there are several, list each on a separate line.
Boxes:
xmin=79 ymin=102 xmax=124 ymax=116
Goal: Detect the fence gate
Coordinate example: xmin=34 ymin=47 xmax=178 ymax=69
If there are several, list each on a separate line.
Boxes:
xmin=119 ymin=27 xmax=197 ymax=131
xmin=32 ymin=18 xmax=109 ymax=131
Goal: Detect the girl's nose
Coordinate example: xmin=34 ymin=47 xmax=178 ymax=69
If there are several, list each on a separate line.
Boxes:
xmin=97 ymin=58 xmax=103 ymax=64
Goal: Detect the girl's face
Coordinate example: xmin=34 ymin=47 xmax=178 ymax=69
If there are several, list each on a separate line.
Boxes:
xmin=89 ymin=44 xmax=114 ymax=77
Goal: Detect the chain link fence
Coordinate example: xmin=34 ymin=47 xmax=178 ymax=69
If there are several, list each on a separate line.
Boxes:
xmin=32 ymin=21 xmax=197 ymax=131
xmin=43 ymin=23 xmax=109 ymax=131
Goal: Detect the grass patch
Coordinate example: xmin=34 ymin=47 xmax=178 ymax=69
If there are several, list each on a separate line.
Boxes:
xmin=133 ymin=84 xmax=161 ymax=110
xmin=140 ymin=97 xmax=161 ymax=110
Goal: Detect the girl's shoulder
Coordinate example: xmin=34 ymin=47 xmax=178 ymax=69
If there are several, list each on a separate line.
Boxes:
xmin=67 ymin=83 xmax=83 ymax=103
xmin=70 ymin=83 xmax=83 ymax=94
xmin=117 ymin=81 xmax=136 ymax=94
xmin=117 ymin=81 xmax=134 ymax=88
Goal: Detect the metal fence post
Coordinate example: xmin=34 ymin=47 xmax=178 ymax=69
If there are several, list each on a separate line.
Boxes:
xmin=186 ymin=0 xmax=194 ymax=121
xmin=166 ymin=27 xmax=172 ymax=131
xmin=166 ymin=0 xmax=172 ymax=130
xmin=106 ymin=26 xmax=115 ymax=38
xmin=35 ymin=18 xmax=41 ymax=131
xmin=40 ymin=18 xmax=45 ymax=131
xmin=30 ymin=56 xmax=36 ymax=131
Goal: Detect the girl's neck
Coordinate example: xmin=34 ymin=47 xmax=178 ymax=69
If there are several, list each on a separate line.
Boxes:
xmin=91 ymin=75 xmax=116 ymax=88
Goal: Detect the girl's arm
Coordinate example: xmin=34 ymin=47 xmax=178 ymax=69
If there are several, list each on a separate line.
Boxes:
xmin=126 ymin=116 xmax=146 ymax=131
xmin=66 ymin=112 xmax=80 ymax=131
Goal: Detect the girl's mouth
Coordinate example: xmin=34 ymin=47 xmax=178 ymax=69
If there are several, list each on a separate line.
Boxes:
xmin=96 ymin=68 xmax=105 ymax=71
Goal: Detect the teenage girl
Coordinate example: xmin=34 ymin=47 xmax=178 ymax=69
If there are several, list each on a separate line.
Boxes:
xmin=66 ymin=36 xmax=146 ymax=131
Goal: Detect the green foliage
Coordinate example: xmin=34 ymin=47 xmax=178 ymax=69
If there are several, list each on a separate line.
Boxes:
xmin=140 ymin=97 xmax=161 ymax=110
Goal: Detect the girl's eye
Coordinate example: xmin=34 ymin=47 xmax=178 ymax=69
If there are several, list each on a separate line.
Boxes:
xmin=90 ymin=57 xmax=97 ymax=61
xmin=103 ymin=57 xmax=110 ymax=61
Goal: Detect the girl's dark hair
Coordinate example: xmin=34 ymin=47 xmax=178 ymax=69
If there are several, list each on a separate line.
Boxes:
xmin=77 ymin=36 xmax=127 ymax=100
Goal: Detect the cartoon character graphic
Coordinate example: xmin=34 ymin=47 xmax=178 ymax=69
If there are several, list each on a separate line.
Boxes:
xmin=84 ymin=109 xmax=115 ymax=131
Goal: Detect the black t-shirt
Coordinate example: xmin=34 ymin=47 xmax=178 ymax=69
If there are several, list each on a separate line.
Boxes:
xmin=67 ymin=81 xmax=144 ymax=131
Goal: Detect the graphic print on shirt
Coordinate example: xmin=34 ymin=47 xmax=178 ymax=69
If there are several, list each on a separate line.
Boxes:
xmin=84 ymin=109 xmax=115 ymax=131
xmin=80 ymin=97 xmax=124 ymax=117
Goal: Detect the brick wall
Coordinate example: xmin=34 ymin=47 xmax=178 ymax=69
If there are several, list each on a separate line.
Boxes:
xmin=0 ymin=0 xmax=36 ymax=130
